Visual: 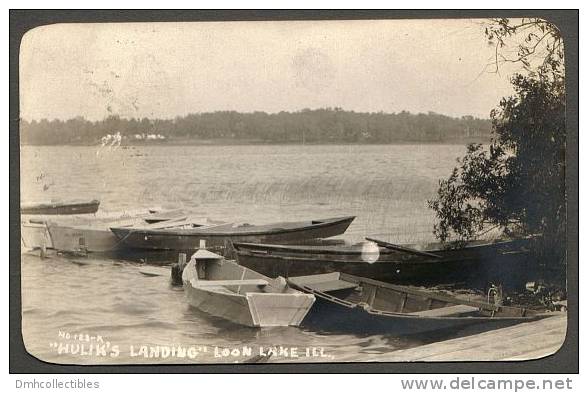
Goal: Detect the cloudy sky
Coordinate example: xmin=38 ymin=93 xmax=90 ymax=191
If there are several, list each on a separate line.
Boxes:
xmin=20 ymin=19 xmax=522 ymax=121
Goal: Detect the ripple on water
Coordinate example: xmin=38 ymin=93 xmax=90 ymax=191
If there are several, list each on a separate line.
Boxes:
xmin=20 ymin=144 xmax=465 ymax=364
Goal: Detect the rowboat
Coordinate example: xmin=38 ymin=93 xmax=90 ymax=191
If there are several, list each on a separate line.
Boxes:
xmin=21 ymin=220 xmax=53 ymax=249
xmin=110 ymin=216 xmax=355 ymax=251
xmin=232 ymin=237 xmax=533 ymax=286
xmin=287 ymin=272 xmax=543 ymax=335
xmin=21 ymin=199 xmax=100 ymax=215
xmin=21 ymin=210 xmax=193 ymax=254
xmin=182 ymin=250 xmax=315 ymax=327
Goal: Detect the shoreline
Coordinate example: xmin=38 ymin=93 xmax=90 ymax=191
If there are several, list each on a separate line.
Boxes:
xmin=20 ymin=138 xmax=490 ymax=147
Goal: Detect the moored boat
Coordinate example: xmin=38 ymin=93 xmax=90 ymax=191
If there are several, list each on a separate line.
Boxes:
xmin=232 ymin=237 xmax=534 ymax=286
xmin=21 ymin=220 xmax=53 ymax=250
xmin=21 ymin=199 xmax=101 ymax=215
xmin=22 ymin=210 xmax=193 ymax=254
xmin=111 ymin=216 xmax=355 ymax=251
xmin=182 ymin=250 xmax=315 ymax=327
xmin=287 ymin=272 xmax=544 ymax=335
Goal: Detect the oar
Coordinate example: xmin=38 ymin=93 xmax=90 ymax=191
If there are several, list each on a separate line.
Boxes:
xmin=138 ymin=266 xmax=170 ymax=277
xmin=365 ymin=237 xmax=443 ymax=259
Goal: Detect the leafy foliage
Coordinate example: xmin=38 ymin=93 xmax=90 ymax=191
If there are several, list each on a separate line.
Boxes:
xmin=429 ymin=19 xmax=566 ymax=277
xmin=485 ymin=17 xmax=564 ymax=83
xmin=429 ymin=76 xmax=565 ymax=241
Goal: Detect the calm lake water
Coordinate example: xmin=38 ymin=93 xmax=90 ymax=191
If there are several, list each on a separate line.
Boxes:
xmin=20 ymin=144 xmax=470 ymax=364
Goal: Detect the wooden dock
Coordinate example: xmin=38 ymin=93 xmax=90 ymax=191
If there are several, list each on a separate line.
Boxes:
xmin=380 ymin=313 xmax=567 ymax=362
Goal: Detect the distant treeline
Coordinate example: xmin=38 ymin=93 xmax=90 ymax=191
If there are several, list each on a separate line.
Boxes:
xmin=20 ymin=108 xmax=492 ymax=145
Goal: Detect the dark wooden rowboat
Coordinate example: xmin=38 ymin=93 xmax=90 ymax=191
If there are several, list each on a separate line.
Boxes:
xmin=110 ymin=216 xmax=355 ymax=251
xmin=21 ymin=199 xmax=100 ymax=215
xmin=287 ymin=272 xmax=544 ymax=335
xmin=232 ymin=238 xmax=533 ymax=286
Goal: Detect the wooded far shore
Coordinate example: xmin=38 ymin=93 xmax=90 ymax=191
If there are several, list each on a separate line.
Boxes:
xmin=20 ymin=108 xmax=492 ymax=146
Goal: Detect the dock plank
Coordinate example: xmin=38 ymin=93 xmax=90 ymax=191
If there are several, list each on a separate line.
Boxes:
xmin=380 ymin=313 xmax=566 ymax=362
xmin=422 ymin=331 xmax=565 ymax=361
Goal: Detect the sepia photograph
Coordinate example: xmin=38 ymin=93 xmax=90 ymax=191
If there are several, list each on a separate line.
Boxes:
xmin=17 ymin=14 xmax=570 ymax=367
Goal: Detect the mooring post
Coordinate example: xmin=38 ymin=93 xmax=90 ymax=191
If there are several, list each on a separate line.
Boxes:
xmin=170 ymin=252 xmax=188 ymax=286
xmin=224 ymin=239 xmax=236 ymax=259
xmin=40 ymin=242 xmax=47 ymax=259
xmin=178 ymin=252 xmax=187 ymax=271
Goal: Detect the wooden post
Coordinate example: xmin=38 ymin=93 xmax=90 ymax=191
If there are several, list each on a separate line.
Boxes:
xmin=178 ymin=252 xmax=187 ymax=270
xmin=224 ymin=239 xmax=235 ymax=259
xmin=170 ymin=252 xmax=187 ymax=286
xmin=40 ymin=242 xmax=47 ymax=259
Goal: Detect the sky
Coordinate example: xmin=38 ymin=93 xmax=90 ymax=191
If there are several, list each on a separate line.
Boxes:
xmin=19 ymin=19 xmax=524 ymax=121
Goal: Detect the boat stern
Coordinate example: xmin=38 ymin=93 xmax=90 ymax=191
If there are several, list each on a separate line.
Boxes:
xmin=246 ymin=292 xmax=315 ymax=327
xmin=21 ymin=221 xmax=53 ymax=249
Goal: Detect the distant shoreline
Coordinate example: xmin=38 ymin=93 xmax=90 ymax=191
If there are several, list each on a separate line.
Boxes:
xmin=20 ymin=137 xmax=491 ymax=147
xmin=20 ymin=110 xmax=492 ymax=146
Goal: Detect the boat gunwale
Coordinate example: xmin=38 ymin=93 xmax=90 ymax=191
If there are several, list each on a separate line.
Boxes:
xmin=111 ymin=216 xmax=355 ymax=238
xmin=288 ymin=273 xmax=541 ymax=321
xmin=21 ymin=199 xmax=101 ymax=215
xmin=233 ymin=237 xmax=531 ymax=255
xmin=184 ymin=259 xmax=311 ymax=297
xmin=234 ymin=249 xmax=481 ymax=265
xmin=21 ymin=199 xmax=100 ymax=209
xmin=295 ymin=283 xmax=540 ymax=321
xmin=183 ymin=259 xmax=316 ymax=327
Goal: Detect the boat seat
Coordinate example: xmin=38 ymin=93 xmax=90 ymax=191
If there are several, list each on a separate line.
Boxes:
xmin=192 ymin=279 xmax=269 ymax=287
xmin=199 ymin=286 xmax=235 ymax=295
xmin=307 ymin=280 xmax=359 ymax=292
xmin=407 ymin=304 xmax=479 ymax=317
